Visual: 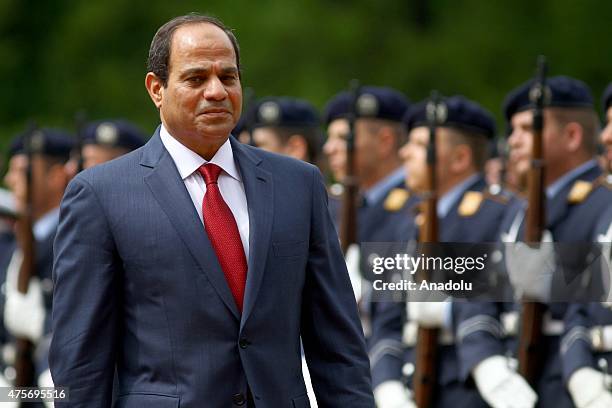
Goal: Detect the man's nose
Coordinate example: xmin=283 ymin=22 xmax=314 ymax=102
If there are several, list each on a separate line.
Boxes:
xmin=203 ymin=76 xmax=228 ymax=101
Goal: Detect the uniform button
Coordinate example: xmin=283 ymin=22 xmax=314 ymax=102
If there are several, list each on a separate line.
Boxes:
xmin=239 ymin=338 xmax=249 ymax=349
xmin=232 ymin=393 xmax=246 ymax=405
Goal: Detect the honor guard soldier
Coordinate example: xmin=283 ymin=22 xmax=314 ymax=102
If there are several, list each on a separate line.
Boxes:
xmin=250 ymin=97 xmax=322 ymax=165
xmin=3 ymin=128 xmax=73 ymax=392
xmin=0 ymin=189 xmax=17 ymax=392
xmin=322 ymin=86 xmax=411 ymax=342
xmin=557 ymin=83 xmax=612 ymax=408
xmin=369 ymin=95 xmax=525 ymax=408
xmin=81 ymin=119 xmax=147 ymax=169
xmin=454 ymin=76 xmax=612 ymax=408
xmin=323 ymin=86 xmax=412 ymax=260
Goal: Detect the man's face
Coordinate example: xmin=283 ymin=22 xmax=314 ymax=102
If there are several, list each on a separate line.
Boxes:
xmin=3 ymin=154 xmax=62 ymax=216
xmin=82 ymin=145 xmax=129 ymax=169
xmin=507 ymin=109 xmax=564 ymax=179
xmin=4 ymin=154 xmax=27 ymax=213
xmin=151 ymin=23 xmax=242 ymax=152
xmin=399 ymin=127 xmax=453 ymax=192
xmin=601 ymin=106 xmax=612 ymax=164
xmin=323 ymin=118 xmax=380 ymax=183
xmin=252 ymin=128 xmax=284 ymax=154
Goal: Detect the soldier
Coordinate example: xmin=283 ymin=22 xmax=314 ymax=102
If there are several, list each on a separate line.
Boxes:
xmin=369 ymin=95 xmax=528 ymax=408
xmin=557 ymin=83 xmax=612 ymax=408
xmin=323 ymin=86 xmax=411 ymax=257
xmin=250 ymin=97 xmax=322 ymax=165
xmin=454 ymin=76 xmax=612 ymax=408
xmin=81 ymin=119 xmax=147 ymax=169
xmin=3 ymin=128 xmax=73 ymax=392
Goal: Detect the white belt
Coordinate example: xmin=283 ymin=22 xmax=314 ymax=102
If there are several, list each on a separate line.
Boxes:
xmin=502 ymin=311 xmax=564 ymax=337
xmin=402 ymin=321 xmax=455 ymax=347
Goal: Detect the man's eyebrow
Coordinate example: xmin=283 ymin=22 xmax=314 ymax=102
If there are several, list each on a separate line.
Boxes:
xmin=180 ymin=67 xmax=210 ymax=78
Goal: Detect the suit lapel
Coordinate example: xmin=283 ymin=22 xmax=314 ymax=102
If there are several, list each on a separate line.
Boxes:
xmin=142 ymin=130 xmax=240 ymax=320
xmin=231 ymin=139 xmax=274 ymax=329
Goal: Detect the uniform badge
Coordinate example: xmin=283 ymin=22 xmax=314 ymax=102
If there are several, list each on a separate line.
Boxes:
xmin=458 ymin=191 xmax=483 ymax=217
xmin=258 ymin=101 xmax=281 ymax=125
xmin=96 ymin=123 xmax=119 ymax=146
xmin=29 ymin=130 xmax=45 ymax=153
xmin=383 ymin=188 xmax=410 ymax=211
xmin=567 ymin=180 xmax=593 ymax=204
xmin=356 ymin=93 xmax=379 ymax=117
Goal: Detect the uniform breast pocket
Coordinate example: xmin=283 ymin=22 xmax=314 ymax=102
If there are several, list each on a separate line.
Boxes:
xmin=273 ymin=240 xmax=308 ymax=259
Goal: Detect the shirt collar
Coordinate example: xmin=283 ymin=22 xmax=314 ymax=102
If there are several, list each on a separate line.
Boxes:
xmin=363 ymin=167 xmax=406 ymax=206
xmin=33 ymin=207 xmax=60 ymax=241
xmin=437 ymin=173 xmax=481 ymax=218
xmin=159 ymin=124 xmax=241 ymax=182
xmin=545 ymin=159 xmax=598 ymax=200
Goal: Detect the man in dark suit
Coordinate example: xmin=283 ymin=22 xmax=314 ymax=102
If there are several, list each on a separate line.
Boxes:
xmin=50 ymin=13 xmax=374 ymax=408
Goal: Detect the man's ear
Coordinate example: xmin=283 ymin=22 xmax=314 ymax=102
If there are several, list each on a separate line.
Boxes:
xmin=145 ymin=72 xmax=164 ymax=109
xmin=450 ymin=144 xmax=473 ymax=174
xmin=285 ymin=135 xmax=308 ymax=162
xmin=563 ymin=122 xmax=584 ymax=153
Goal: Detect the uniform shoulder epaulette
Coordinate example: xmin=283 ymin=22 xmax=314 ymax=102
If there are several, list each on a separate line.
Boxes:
xmin=458 ymin=191 xmax=484 ymax=217
xmin=384 ymin=188 xmax=411 ymax=212
xmin=567 ymin=180 xmax=593 ymax=204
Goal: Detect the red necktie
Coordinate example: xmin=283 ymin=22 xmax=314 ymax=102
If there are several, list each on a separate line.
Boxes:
xmin=198 ymin=164 xmax=247 ymax=311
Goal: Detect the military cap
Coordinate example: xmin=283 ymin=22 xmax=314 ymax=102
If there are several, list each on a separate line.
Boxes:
xmin=83 ymin=119 xmax=146 ymax=151
xmin=9 ymin=128 xmax=74 ymax=160
xmin=503 ymin=75 xmax=594 ymax=121
xmin=601 ymin=82 xmax=612 ymax=112
xmin=0 ymin=188 xmax=16 ymax=218
xmin=323 ymin=86 xmax=410 ymax=125
xmin=252 ymin=97 xmax=319 ymax=129
xmin=403 ymin=95 xmax=496 ymax=139
xmin=232 ymin=115 xmax=248 ymax=136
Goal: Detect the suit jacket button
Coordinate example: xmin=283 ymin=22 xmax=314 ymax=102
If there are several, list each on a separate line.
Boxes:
xmin=239 ymin=338 xmax=249 ymax=349
xmin=232 ymin=393 xmax=246 ymax=405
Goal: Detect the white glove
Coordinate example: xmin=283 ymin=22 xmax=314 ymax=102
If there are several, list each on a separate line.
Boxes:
xmin=407 ymin=301 xmax=450 ymax=329
xmin=0 ymin=372 xmax=18 ymax=407
xmin=373 ymin=380 xmax=416 ymax=408
xmin=4 ymin=251 xmax=46 ymax=342
xmin=345 ymin=243 xmax=362 ymax=301
xmin=568 ymin=367 xmax=612 ymax=408
xmin=472 ymin=355 xmax=537 ymax=408
xmin=505 ymin=230 xmax=555 ymax=301
xmin=38 ymin=369 xmax=55 ymax=408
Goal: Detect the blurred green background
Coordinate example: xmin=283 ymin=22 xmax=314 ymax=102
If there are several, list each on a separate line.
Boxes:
xmin=1 ymin=0 xmax=612 ymax=157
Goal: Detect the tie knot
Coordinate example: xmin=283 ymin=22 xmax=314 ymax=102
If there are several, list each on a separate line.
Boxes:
xmin=198 ymin=163 xmax=223 ymax=185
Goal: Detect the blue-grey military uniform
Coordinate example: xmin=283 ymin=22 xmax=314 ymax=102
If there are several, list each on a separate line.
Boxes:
xmin=454 ymin=76 xmax=612 ymax=408
xmin=7 ymin=129 xmax=73 ymax=378
xmin=369 ymin=95 xmax=518 ymax=407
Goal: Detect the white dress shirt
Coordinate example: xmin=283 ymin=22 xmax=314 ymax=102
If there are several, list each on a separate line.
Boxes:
xmin=159 ymin=125 xmax=250 ymax=260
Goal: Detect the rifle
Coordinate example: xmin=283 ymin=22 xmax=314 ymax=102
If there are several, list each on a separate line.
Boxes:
xmin=517 ymin=56 xmax=548 ymax=386
xmin=413 ymin=92 xmax=442 ymax=408
xmin=74 ymin=110 xmax=86 ymax=173
xmin=14 ymin=123 xmax=37 ymax=392
xmin=339 ymin=80 xmax=361 ymax=253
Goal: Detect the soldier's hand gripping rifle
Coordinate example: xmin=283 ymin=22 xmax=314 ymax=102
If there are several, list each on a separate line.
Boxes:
xmin=413 ymin=92 xmax=443 ymax=408
xmin=14 ymin=123 xmax=37 ymax=391
xmin=518 ymin=56 xmax=548 ymax=386
xmin=340 ymin=80 xmax=361 ymax=254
